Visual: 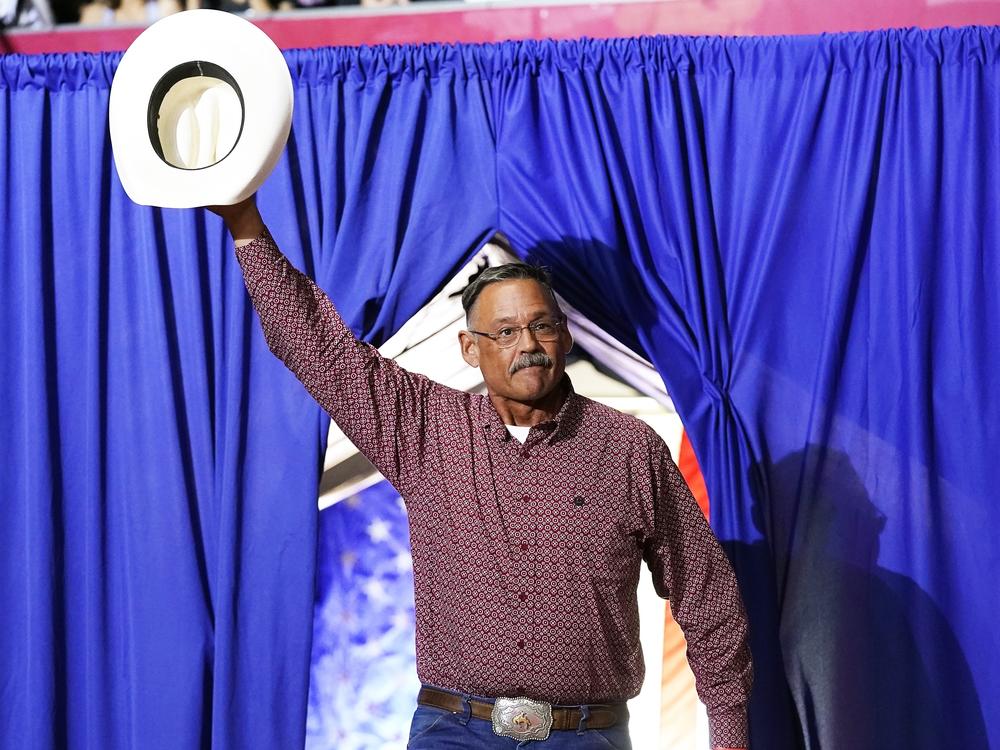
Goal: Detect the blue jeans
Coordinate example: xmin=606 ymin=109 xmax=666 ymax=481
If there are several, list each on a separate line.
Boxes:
xmin=406 ymin=694 xmax=633 ymax=749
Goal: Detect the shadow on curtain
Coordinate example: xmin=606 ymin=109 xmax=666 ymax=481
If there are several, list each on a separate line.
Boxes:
xmin=734 ymin=446 xmax=984 ymax=748
xmin=2 ymin=27 xmax=998 ymax=750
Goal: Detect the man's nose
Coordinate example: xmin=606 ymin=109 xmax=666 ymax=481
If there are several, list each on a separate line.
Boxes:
xmin=516 ymin=326 xmax=544 ymax=352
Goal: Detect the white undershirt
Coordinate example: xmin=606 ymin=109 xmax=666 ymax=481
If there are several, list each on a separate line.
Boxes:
xmin=505 ymin=425 xmax=531 ymax=444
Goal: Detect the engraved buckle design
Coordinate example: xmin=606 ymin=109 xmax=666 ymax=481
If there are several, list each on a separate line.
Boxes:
xmin=491 ymin=696 xmax=553 ymax=741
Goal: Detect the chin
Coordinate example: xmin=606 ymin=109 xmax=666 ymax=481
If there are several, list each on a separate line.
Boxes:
xmin=511 ymin=370 xmax=557 ymax=400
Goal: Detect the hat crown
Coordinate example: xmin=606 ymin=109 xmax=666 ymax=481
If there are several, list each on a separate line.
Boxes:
xmin=151 ymin=62 xmax=244 ymax=171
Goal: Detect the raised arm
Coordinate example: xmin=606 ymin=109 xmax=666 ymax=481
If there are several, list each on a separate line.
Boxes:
xmin=212 ymin=198 xmax=434 ymax=491
xmin=638 ymin=430 xmax=753 ymax=750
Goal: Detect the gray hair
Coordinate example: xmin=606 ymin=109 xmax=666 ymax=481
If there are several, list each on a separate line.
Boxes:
xmin=461 ymin=262 xmax=558 ymax=321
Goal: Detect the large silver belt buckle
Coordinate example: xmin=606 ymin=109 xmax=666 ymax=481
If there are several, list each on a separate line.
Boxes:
xmin=491 ymin=695 xmax=553 ymax=742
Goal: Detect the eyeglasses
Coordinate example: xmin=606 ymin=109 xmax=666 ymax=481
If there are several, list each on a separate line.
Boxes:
xmin=467 ymin=317 xmax=566 ymax=349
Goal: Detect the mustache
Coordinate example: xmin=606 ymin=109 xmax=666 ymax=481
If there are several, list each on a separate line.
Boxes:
xmin=509 ymin=352 xmax=553 ymax=375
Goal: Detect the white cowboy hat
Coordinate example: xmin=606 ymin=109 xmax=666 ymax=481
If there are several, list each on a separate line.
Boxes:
xmin=109 ymin=9 xmax=293 ymax=209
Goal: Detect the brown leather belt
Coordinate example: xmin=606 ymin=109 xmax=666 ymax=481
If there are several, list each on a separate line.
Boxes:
xmin=417 ymin=685 xmax=627 ymax=732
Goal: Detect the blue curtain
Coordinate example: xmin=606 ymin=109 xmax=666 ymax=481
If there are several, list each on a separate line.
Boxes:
xmin=0 ymin=49 xmax=494 ymax=749
xmin=2 ymin=27 xmax=998 ymax=750
xmin=496 ymin=30 xmax=999 ymax=750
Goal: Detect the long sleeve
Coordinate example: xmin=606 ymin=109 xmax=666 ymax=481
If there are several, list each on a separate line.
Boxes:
xmin=640 ymin=431 xmax=753 ymax=749
xmin=234 ymin=229 xmax=434 ymax=491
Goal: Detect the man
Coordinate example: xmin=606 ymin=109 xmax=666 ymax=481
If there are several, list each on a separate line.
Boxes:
xmin=213 ymin=197 xmax=752 ymax=749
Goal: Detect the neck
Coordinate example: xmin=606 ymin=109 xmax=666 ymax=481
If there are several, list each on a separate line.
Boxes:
xmin=489 ymin=381 xmax=568 ymax=427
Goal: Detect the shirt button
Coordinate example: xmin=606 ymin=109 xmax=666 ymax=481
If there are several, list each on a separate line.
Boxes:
xmin=517 ymin=640 xmax=525 ymax=649
xmin=521 ymin=449 xmax=531 ymax=458
xmin=518 ymin=592 xmax=527 ymax=601
xmin=520 ymin=543 xmax=529 ymax=551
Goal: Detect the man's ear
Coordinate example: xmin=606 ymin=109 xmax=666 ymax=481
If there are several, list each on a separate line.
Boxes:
xmin=459 ymin=329 xmax=480 ymax=368
xmin=561 ymin=322 xmax=574 ymax=356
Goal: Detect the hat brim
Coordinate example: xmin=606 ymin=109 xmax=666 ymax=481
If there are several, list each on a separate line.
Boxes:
xmin=110 ymin=10 xmax=293 ymax=209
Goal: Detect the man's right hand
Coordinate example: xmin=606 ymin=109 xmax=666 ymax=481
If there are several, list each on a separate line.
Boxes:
xmin=207 ymin=195 xmax=265 ymax=245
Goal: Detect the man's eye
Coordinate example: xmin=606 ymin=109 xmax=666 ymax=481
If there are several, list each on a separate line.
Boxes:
xmin=497 ymin=328 xmax=516 ymax=338
xmin=532 ymin=322 xmax=554 ymax=333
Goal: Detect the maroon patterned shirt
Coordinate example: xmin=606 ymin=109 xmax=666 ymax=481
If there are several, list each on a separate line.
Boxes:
xmin=236 ymin=230 xmax=753 ymax=748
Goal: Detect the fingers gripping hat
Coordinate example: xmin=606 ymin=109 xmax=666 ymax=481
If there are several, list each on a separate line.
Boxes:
xmin=110 ymin=10 xmax=293 ymax=208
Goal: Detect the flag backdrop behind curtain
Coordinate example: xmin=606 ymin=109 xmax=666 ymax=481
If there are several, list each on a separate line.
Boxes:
xmin=306 ymin=481 xmax=418 ymax=750
xmin=2 ymin=27 xmax=998 ymax=750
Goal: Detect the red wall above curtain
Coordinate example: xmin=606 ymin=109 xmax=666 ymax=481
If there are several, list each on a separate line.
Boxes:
xmin=4 ymin=0 xmax=1000 ymax=55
